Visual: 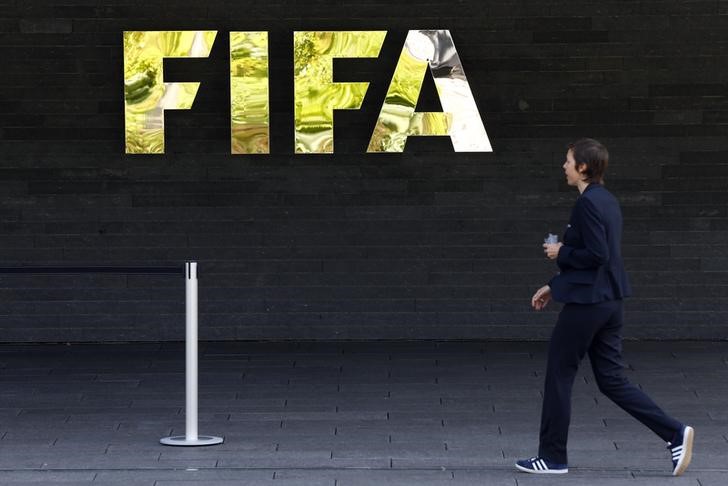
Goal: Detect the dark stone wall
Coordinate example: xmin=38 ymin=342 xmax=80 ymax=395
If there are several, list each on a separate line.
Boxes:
xmin=2 ymin=1 xmax=728 ymax=341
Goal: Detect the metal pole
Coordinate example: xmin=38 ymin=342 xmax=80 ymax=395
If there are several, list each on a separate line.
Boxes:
xmin=186 ymin=261 xmax=199 ymax=441
xmin=160 ymin=262 xmax=223 ymax=446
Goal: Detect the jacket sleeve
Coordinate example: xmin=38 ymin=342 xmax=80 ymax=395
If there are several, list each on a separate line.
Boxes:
xmin=556 ymin=197 xmax=609 ymax=269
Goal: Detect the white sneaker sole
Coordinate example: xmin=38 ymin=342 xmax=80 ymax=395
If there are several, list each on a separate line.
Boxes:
xmin=515 ymin=463 xmax=568 ymax=474
xmin=672 ymin=426 xmax=694 ymax=476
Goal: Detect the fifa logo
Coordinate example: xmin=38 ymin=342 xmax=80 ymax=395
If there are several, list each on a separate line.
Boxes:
xmin=124 ymin=30 xmax=492 ymax=154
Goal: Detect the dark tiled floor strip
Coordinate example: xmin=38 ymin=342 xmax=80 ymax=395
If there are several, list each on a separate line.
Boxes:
xmin=0 ymin=341 xmax=726 ymax=485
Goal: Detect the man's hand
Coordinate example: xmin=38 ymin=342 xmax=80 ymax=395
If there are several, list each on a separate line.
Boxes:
xmin=543 ymin=242 xmax=563 ymax=260
xmin=531 ymin=285 xmax=552 ymax=311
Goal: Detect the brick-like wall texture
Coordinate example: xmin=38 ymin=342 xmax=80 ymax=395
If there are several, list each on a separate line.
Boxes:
xmin=1 ymin=1 xmax=728 ymax=342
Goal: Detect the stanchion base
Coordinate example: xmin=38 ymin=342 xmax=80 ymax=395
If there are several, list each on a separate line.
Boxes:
xmin=160 ymin=435 xmax=224 ymax=446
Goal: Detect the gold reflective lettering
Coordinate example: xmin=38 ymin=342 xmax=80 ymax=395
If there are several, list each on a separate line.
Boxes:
xmin=230 ymin=32 xmax=270 ymax=154
xmin=367 ymin=30 xmax=491 ymax=153
xmin=294 ymin=31 xmax=386 ymax=154
xmin=123 ymin=31 xmax=217 ymax=154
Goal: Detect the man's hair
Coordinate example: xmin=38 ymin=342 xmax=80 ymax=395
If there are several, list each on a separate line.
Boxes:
xmin=568 ymin=138 xmax=608 ymax=184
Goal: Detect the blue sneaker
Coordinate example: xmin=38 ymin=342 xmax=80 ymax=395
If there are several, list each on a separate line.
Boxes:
xmin=668 ymin=425 xmax=694 ymax=476
xmin=515 ymin=456 xmax=568 ymax=474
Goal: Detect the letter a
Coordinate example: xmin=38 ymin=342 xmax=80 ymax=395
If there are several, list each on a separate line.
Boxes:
xmin=367 ymin=30 xmax=491 ymax=153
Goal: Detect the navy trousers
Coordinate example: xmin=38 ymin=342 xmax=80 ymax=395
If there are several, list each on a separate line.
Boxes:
xmin=538 ymin=300 xmax=683 ymax=464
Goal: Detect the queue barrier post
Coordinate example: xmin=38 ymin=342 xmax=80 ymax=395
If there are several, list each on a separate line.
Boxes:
xmin=161 ymin=262 xmax=223 ymax=446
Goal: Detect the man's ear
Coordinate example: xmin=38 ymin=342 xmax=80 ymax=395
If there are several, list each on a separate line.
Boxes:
xmin=577 ymin=163 xmax=588 ymax=174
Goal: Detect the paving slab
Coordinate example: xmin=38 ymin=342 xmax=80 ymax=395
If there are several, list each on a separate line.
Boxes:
xmin=0 ymin=341 xmax=726 ymax=484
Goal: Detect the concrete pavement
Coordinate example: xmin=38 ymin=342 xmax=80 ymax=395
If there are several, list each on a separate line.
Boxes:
xmin=1 ymin=341 xmax=726 ymax=485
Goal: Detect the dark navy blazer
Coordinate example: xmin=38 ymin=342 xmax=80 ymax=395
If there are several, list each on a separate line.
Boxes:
xmin=548 ymin=183 xmax=632 ymax=304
